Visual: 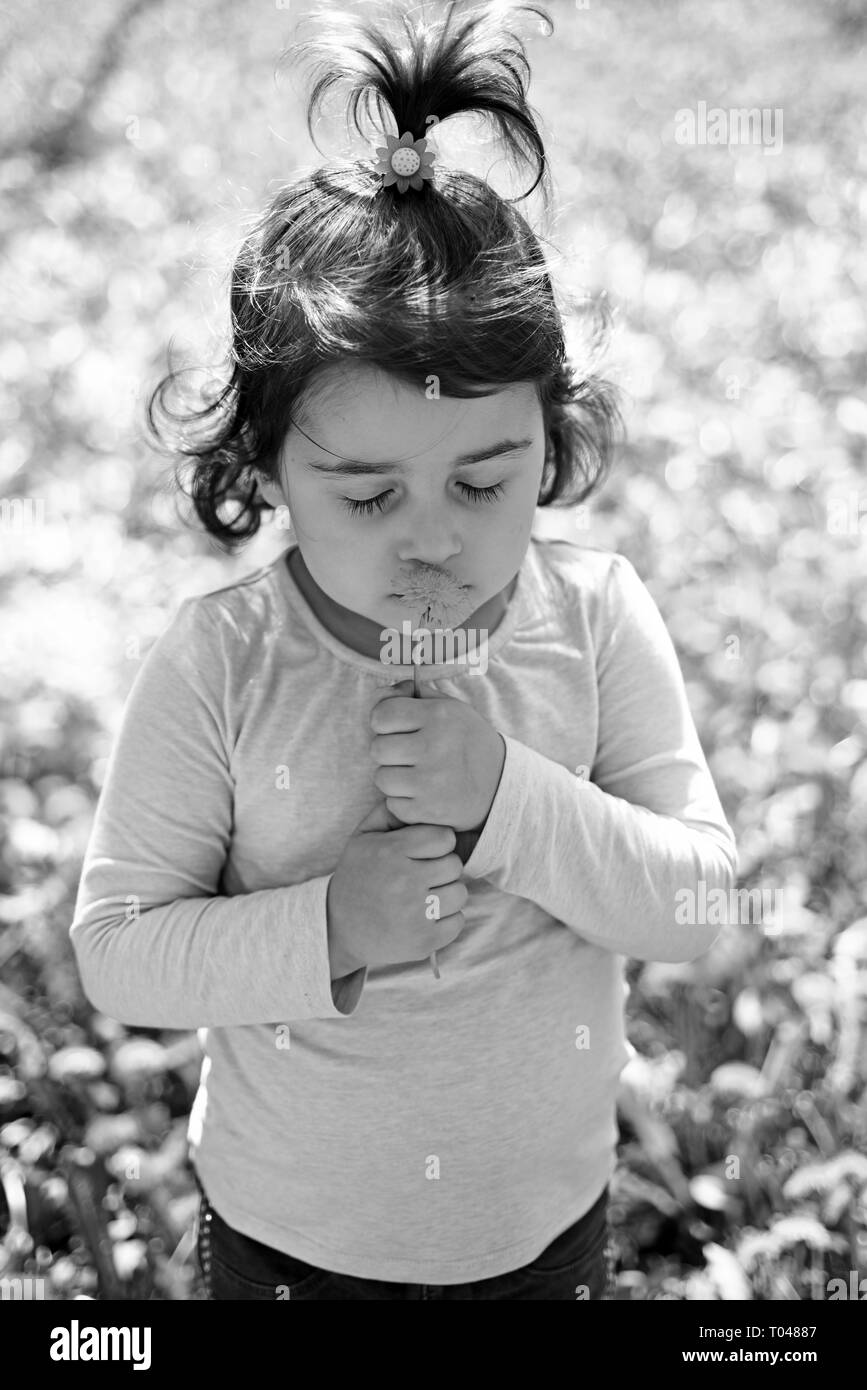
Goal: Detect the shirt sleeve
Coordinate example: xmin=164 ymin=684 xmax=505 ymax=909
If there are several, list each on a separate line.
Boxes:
xmin=69 ymin=599 xmax=367 ymax=1028
xmin=461 ymin=554 xmax=738 ymax=962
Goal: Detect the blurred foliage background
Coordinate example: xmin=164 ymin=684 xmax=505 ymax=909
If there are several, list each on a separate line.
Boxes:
xmin=1 ymin=0 xmax=866 ymax=1300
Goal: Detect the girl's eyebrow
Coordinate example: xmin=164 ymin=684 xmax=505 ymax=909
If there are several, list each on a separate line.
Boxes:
xmin=306 ymin=437 xmax=535 ymax=476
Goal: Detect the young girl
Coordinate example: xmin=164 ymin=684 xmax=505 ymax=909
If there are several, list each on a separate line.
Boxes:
xmin=70 ymin=1 xmax=737 ymax=1301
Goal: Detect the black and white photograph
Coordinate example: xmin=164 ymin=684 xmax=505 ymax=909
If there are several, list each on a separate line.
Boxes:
xmin=1 ymin=0 xmax=865 ymax=1352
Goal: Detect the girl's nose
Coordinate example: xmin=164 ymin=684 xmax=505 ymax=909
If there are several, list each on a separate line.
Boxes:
xmin=401 ymin=547 xmax=461 ymax=569
xmin=397 ymin=517 xmax=461 ymax=568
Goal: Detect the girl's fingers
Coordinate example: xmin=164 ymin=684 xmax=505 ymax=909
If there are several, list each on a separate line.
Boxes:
xmin=424 ymin=852 xmax=464 ymax=886
xmin=371 ymin=679 xmax=414 ymax=706
xmin=396 ymin=824 xmax=457 ymax=858
xmin=370 ymin=698 xmax=424 ymax=734
xmin=374 ymin=766 xmax=415 ymax=798
xmin=369 ymin=732 xmax=422 ymax=765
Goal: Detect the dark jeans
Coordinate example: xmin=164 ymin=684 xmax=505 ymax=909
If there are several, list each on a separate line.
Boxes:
xmin=193 ymin=1177 xmax=615 ymax=1301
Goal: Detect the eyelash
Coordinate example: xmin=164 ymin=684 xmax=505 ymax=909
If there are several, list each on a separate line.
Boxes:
xmin=340 ymin=481 xmax=505 ymax=517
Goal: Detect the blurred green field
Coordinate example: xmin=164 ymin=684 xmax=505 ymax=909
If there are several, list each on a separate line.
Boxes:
xmin=1 ymin=0 xmax=866 ymax=1300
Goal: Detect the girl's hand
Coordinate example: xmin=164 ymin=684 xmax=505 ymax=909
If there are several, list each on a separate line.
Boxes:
xmin=368 ymin=679 xmax=506 ymax=833
xmin=327 ymin=800 xmax=468 ymax=973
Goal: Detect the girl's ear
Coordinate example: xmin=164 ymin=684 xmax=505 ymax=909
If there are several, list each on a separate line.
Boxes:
xmin=254 ymin=469 xmax=284 ymax=508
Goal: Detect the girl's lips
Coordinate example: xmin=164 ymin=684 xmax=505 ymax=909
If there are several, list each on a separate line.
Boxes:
xmin=388 ymin=566 xmax=475 ymax=628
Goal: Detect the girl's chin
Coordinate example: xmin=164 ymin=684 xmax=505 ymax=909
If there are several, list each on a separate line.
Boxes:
xmin=383 ymin=593 xmax=477 ymax=623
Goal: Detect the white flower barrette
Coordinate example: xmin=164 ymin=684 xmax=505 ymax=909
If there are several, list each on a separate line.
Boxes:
xmin=372 ymin=130 xmax=436 ymax=193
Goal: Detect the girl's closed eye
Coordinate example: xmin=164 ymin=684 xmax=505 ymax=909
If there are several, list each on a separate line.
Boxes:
xmin=341 ymin=481 xmax=505 ymax=517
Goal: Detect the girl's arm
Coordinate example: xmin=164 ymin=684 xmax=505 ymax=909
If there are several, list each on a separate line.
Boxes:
xmin=462 ymin=554 xmax=738 ymax=962
xmin=69 ymin=601 xmax=365 ymax=1029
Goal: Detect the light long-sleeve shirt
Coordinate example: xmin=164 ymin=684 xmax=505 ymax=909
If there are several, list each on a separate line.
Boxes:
xmin=69 ymin=537 xmax=737 ymax=1284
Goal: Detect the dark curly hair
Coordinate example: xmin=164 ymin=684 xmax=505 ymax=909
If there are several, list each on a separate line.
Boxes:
xmin=146 ymin=0 xmax=623 ymax=551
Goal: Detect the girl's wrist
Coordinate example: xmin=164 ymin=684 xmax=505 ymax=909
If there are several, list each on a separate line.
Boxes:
xmin=326 ymin=883 xmax=364 ymax=978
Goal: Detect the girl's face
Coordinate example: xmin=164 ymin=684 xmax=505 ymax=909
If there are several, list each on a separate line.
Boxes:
xmin=258 ymin=361 xmax=546 ymax=650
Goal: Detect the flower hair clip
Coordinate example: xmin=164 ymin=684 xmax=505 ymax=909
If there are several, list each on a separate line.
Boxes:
xmin=372 ymin=130 xmax=436 ymax=193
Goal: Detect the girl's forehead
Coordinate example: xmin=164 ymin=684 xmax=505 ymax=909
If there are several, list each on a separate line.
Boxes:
xmin=292 ymin=364 xmax=540 ymax=466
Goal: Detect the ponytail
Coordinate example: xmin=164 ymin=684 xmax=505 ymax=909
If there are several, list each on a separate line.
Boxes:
xmin=287 ymin=0 xmax=551 ymax=201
